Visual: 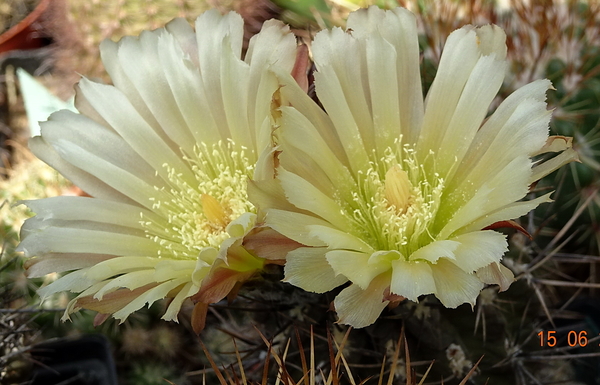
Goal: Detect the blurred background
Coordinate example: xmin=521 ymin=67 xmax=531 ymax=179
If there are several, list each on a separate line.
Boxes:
xmin=1 ymin=0 xmax=600 ymax=384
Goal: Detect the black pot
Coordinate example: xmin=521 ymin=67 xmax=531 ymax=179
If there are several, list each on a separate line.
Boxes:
xmin=29 ymin=334 xmax=118 ymax=385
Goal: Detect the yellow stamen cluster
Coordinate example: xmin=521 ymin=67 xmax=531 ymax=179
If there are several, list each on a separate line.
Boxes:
xmin=343 ymin=142 xmax=445 ymax=256
xmin=142 ymin=140 xmax=256 ymax=260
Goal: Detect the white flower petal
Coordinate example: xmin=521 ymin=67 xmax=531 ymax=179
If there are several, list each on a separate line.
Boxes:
xmin=192 ymin=253 xmax=213 ymax=287
xmin=20 ymin=215 xmax=145 ymax=240
xmin=226 ymin=212 xmax=257 ymax=238
xmin=29 ymin=136 xmax=134 ymax=204
xmin=530 ymin=147 xmax=579 ymax=183
xmin=78 ymin=78 xmax=195 ymax=183
xmin=435 ymin=53 xmax=507 ymax=177
xmin=164 ymin=18 xmax=198 ymax=61
xmin=219 ymin=42 xmax=255 ymax=149
xmin=275 ymin=69 xmax=348 ymax=163
xmin=245 ymin=19 xmax=296 ymax=148
xmin=417 ymin=28 xmax=481 ymax=162
xmin=450 ymin=231 xmax=508 ymax=273
xmin=61 ymin=281 xmax=109 ymax=320
xmin=73 ymin=83 xmax=112 ymax=130
xmin=48 ymin=141 xmax=160 ymax=208
xmin=334 ymin=274 xmax=390 ymax=328
xmin=26 ymin=254 xmax=113 ymax=278
xmin=284 ymin=247 xmax=347 ymax=293
xmin=195 ymin=10 xmax=244 ymax=74
xmin=464 ymin=192 xmax=553 ymax=233
xmin=101 ymin=29 xmax=196 ymax=146
xmin=21 ymin=196 xmax=157 ymax=230
xmin=38 ymin=270 xmax=96 ymax=299
xmin=113 ymin=277 xmax=189 ymax=321
xmin=431 ymin=259 xmax=484 ymax=308
xmin=450 ymin=79 xmax=552 ymax=191
xmin=409 ymin=240 xmax=459 ymax=263
xmin=116 ymin=29 xmax=198 ymax=154
xmin=247 ymin=178 xmax=298 ymax=215
xmin=279 ymin=106 xmax=355 ymax=193
xmin=94 ymin=270 xmax=157 ymax=299
xmin=195 ymin=11 xmax=244 ymax=138
xmin=158 ymin=31 xmax=222 ymax=150
xmin=326 ymin=250 xmax=388 ymax=290
xmin=312 ymin=28 xmax=372 ymax=173
xmin=154 ymin=259 xmax=196 ymax=282
xmin=265 ymin=209 xmax=328 ymax=247
xmin=41 ymin=110 xmax=158 ymax=182
xmin=437 ymin=156 xmax=532 ymax=239
xmin=391 ymin=259 xmax=435 ymax=302
xmin=277 ymin=168 xmax=352 ymax=232
xmin=364 ymin=35 xmax=402 ymax=152
xmin=418 ymin=25 xmax=507 ymax=176
xmin=162 ymin=282 xmax=198 ymax=322
xmin=86 ymin=257 xmax=160 ymax=281
xmin=18 ymin=228 xmax=159 ymax=258
xmin=307 ymin=225 xmax=374 ymax=253
xmin=347 ymin=6 xmax=423 ymax=145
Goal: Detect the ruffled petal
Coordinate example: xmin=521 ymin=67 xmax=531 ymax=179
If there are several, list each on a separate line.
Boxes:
xmin=72 ymin=284 xmax=159 ymax=320
xmin=450 ymin=231 xmax=508 ymax=273
xmin=431 ymin=259 xmax=484 ymax=308
xmin=334 ymin=273 xmax=390 ymax=328
xmin=112 ymin=278 xmax=190 ymax=321
xmin=163 ymin=282 xmax=198 ymax=322
xmin=94 ymin=270 xmax=158 ymax=300
xmin=37 ymin=270 xmax=96 ymax=299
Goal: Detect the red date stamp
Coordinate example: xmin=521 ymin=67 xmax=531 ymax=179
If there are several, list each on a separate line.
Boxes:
xmin=538 ymin=330 xmax=589 ymax=347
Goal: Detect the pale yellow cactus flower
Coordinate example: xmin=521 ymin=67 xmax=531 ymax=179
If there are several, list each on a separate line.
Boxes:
xmin=18 ymin=10 xmax=297 ymax=330
xmin=250 ymin=6 xmax=577 ymax=328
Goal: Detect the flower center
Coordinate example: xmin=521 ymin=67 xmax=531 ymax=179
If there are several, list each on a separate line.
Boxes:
xmin=343 ymin=142 xmax=445 ymax=256
xmin=141 ymin=140 xmax=256 ymax=260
